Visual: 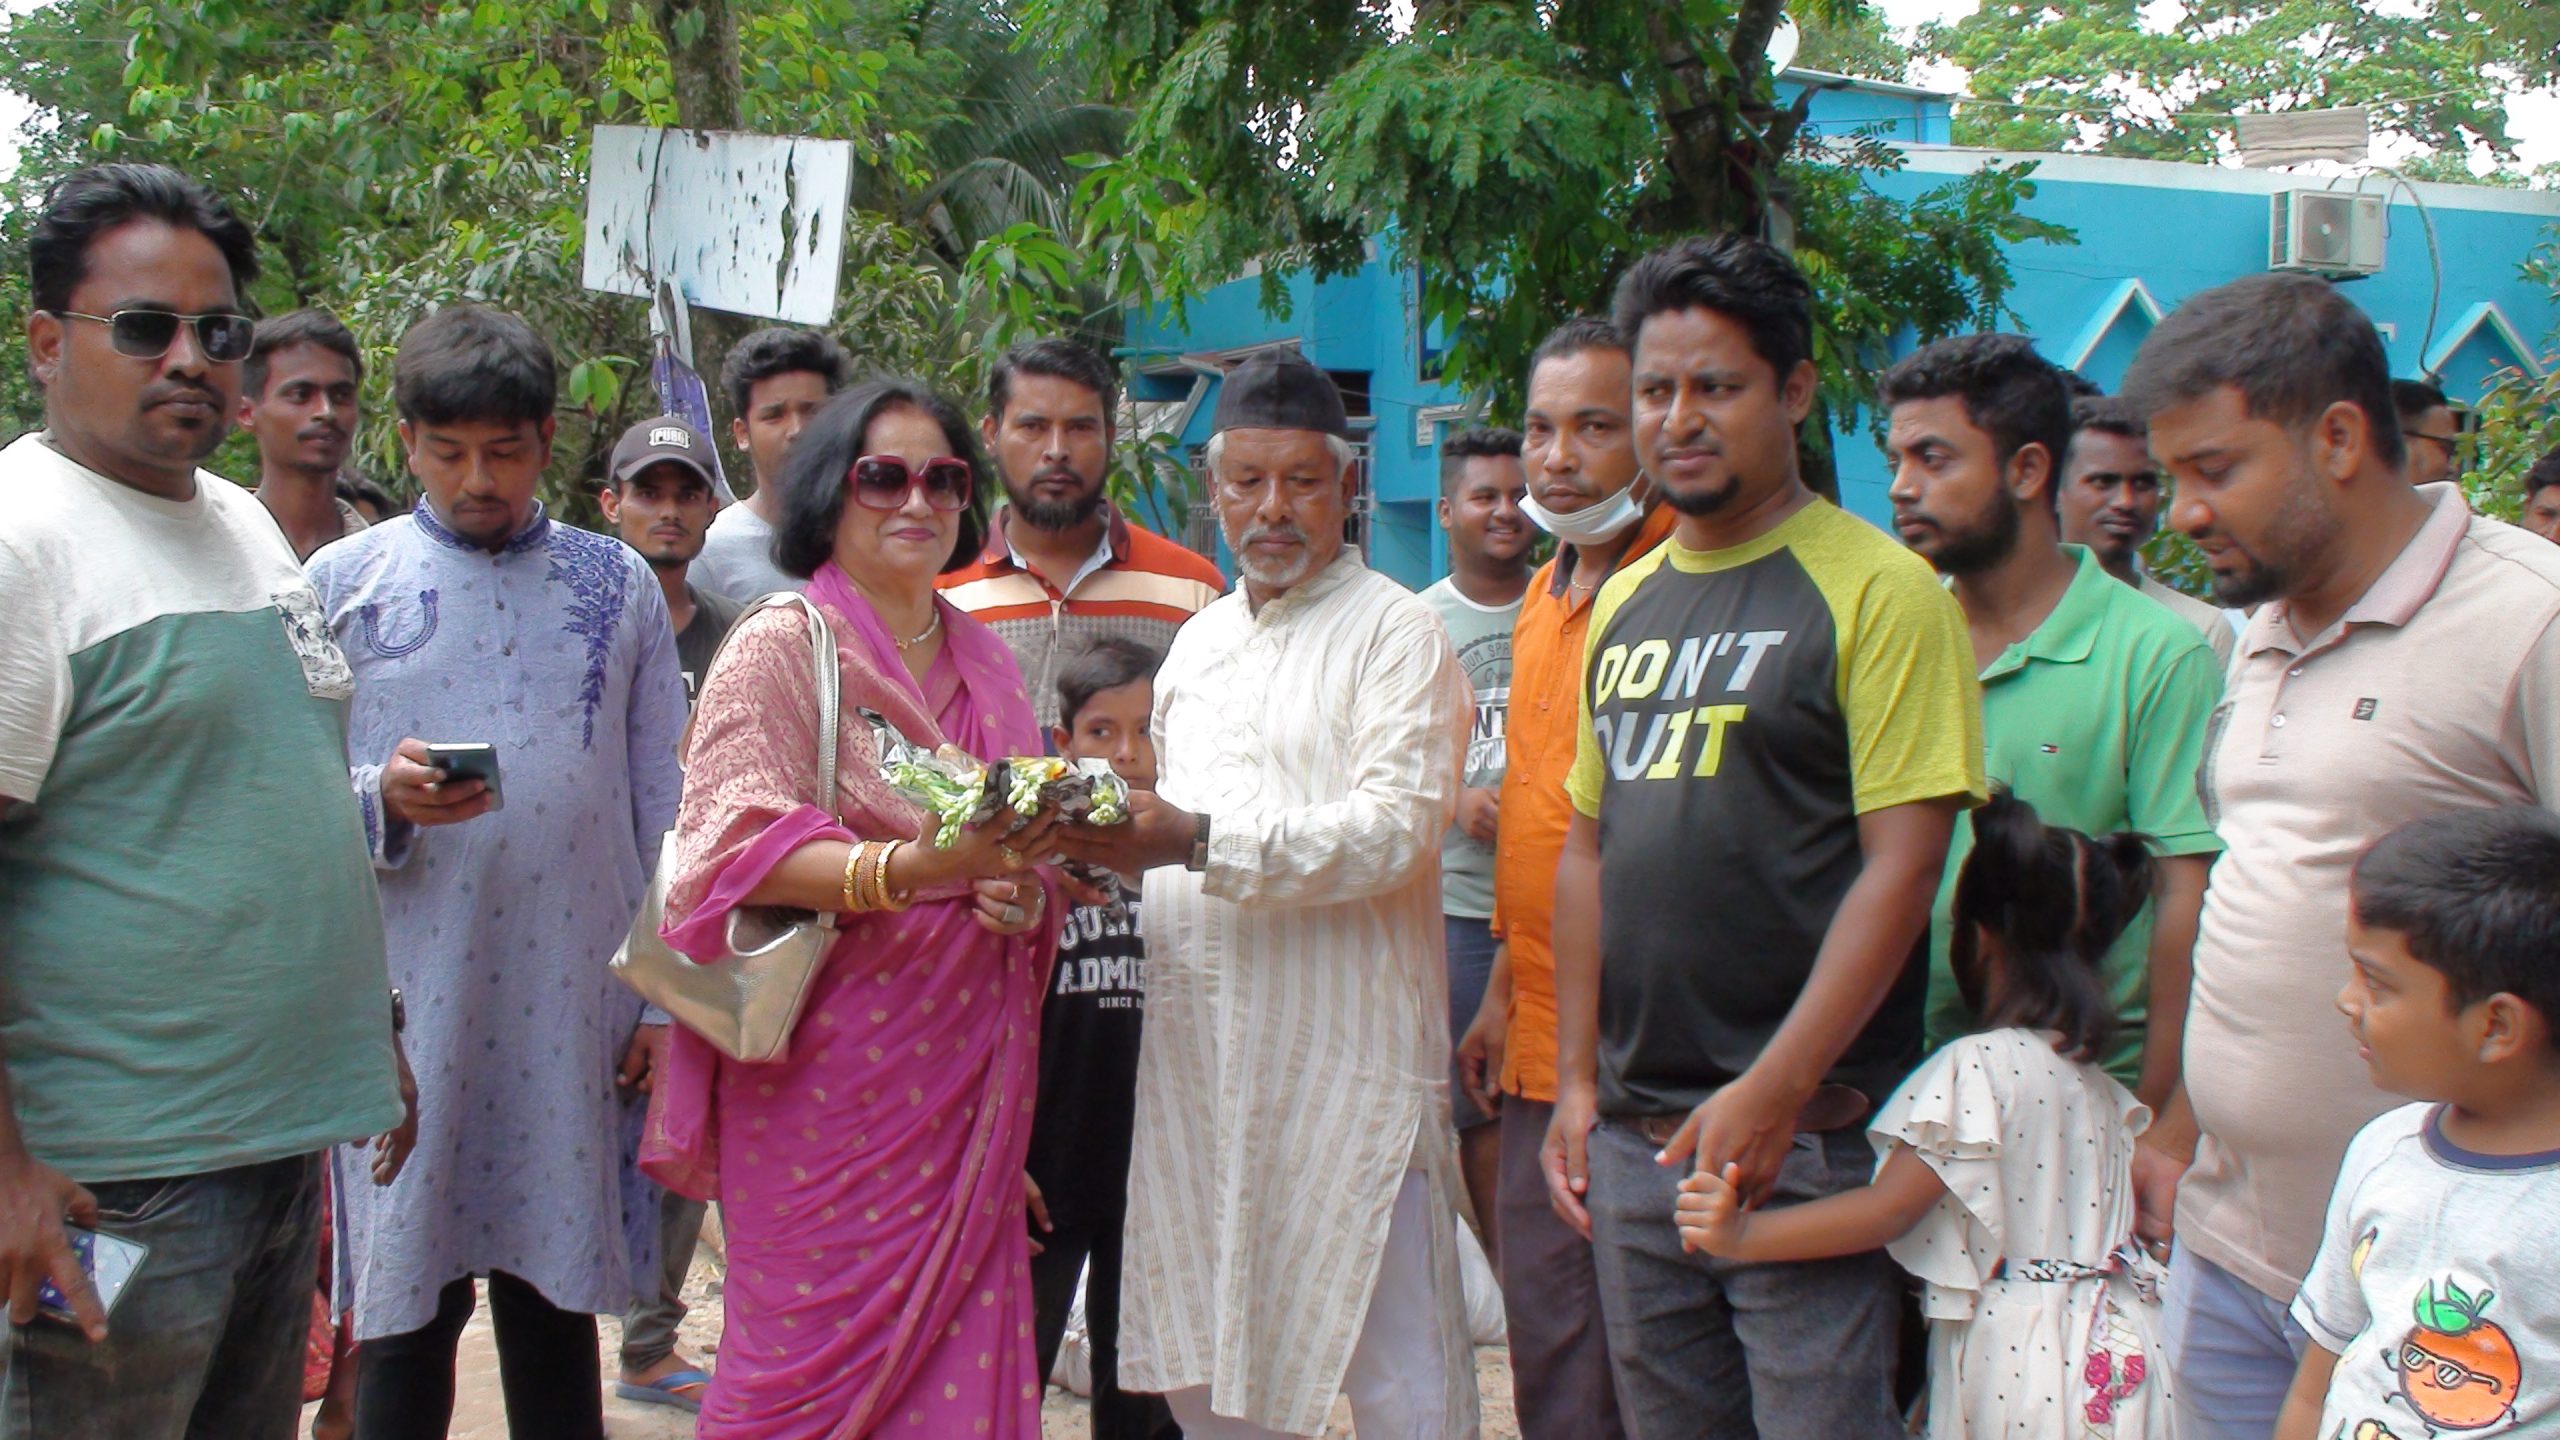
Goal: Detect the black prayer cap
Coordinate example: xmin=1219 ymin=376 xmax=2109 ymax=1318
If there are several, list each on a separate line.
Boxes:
xmin=1211 ymin=350 xmax=1350 ymax=439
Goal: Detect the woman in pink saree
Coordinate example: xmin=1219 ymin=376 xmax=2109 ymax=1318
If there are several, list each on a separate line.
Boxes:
xmin=644 ymin=379 xmax=1061 ymax=1439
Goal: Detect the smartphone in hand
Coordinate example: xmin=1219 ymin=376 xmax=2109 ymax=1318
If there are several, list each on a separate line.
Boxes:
xmin=423 ymin=742 xmax=504 ymax=812
xmin=37 ymin=1227 xmax=148 ymax=1326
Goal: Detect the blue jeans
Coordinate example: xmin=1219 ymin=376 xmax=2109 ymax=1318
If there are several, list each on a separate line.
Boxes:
xmin=1586 ymin=1120 xmax=1903 ymax=1440
xmin=2160 ymin=1244 xmax=2309 ymax=1440
xmin=1443 ymin=915 xmax=1498 ymax=1131
xmin=0 ymin=1153 xmax=323 ymax=1440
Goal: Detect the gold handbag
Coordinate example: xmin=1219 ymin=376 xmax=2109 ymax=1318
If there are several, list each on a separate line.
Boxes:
xmin=611 ymin=592 xmax=840 ymax=1063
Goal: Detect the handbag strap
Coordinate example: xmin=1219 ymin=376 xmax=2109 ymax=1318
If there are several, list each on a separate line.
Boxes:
xmin=713 ymin=592 xmax=841 ymax=822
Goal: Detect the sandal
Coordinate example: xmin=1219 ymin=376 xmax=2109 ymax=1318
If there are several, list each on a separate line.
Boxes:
xmin=614 ymin=1368 xmax=711 ymax=1413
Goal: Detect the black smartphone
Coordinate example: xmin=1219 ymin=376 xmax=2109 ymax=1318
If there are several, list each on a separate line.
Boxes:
xmin=423 ymin=742 xmax=504 ymax=812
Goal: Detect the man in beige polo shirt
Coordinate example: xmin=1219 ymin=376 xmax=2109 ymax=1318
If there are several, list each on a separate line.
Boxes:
xmin=2123 ymin=272 xmax=2560 ymax=1439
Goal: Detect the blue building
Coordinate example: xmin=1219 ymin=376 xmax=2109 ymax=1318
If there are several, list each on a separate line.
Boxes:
xmin=1123 ymin=67 xmax=2560 ymax=589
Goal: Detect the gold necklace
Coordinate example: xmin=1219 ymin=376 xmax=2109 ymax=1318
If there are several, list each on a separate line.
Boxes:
xmin=893 ymin=609 xmax=943 ymax=652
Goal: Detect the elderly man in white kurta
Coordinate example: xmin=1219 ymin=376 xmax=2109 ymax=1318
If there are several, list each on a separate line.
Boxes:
xmin=1059 ymin=351 xmax=1480 ymax=1439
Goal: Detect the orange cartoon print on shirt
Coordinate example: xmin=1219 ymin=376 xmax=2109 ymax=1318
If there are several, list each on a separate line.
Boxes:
xmin=2388 ymin=1278 xmax=2521 ymax=1432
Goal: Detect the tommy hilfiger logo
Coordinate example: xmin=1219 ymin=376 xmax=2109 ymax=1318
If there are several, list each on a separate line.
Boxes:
xmin=2353 ymin=698 xmax=2379 ymax=721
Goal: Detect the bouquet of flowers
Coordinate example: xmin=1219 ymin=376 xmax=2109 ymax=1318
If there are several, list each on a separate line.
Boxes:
xmin=868 ymin=711 xmax=1132 ymax=848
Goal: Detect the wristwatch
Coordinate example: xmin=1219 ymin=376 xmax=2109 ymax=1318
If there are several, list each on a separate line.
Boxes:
xmin=1185 ymin=812 xmax=1212 ymax=872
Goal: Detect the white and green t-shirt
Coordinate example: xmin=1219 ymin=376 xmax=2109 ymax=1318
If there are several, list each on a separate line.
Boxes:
xmin=1420 ymin=576 xmax=1518 ymax=920
xmin=2293 ymin=1102 xmax=2560 ymax=1440
xmin=0 ymin=435 xmax=401 ymax=1182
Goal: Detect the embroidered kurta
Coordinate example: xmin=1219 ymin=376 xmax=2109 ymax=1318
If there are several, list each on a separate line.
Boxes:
xmin=1123 ymin=552 xmax=1480 ymax=1436
xmin=307 ymin=503 xmax=689 ymax=1338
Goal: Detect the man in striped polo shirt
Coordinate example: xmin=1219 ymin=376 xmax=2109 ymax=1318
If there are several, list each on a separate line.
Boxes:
xmin=940 ymin=338 xmax=1224 ymax=728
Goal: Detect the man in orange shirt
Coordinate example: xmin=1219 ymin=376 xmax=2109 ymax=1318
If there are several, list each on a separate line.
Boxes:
xmin=940 ymin=338 xmax=1224 ymax=728
xmin=1456 ymin=316 xmax=1670 ymax=1440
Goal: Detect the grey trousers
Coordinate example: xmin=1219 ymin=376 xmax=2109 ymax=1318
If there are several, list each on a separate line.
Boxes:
xmin=1586 ymin=1120 xmax=1903 ymax=1440
xmin=620 ymin=1186 xmax=707 ymax=1371
xmin=1 ymin=1154 xmax=322 ymax=1440
xmin=1494 ymin=1098 xmax=1626 ymax=1440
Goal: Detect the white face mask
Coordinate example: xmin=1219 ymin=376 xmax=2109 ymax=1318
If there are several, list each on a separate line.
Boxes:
xmin=1521 ymin=474 xmax=1651 ymax=546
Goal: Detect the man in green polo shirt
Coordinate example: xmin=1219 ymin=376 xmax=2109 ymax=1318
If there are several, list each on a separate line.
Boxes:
xmin=1882 ymin=333 xmax=2222 ymax=1102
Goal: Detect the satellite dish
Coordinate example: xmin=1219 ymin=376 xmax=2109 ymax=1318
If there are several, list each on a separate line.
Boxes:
xmin=1768 ymin=15 xmax=1802 ymax=74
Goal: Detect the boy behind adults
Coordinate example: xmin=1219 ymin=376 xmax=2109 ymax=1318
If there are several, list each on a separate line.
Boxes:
xmin=308 ymin=304 xmax=689 ymax=1440
xmin=594 ymin=412 xmax=741 ymax=1412
xmin=2123 ymin=272 xmax=2560 ymax=1440
xmin=2274 ymin=807 xmax=2560 ymax=1439
xmin=2056 ymin=393 xmax=2238 ymax=667
xmin=0 ymin=162 xmax=404 ymax=1437
xmin=940 ymin=338 xmax=1225 ymax=729
xmin=1419 ymin=424 xmax=1532 ymax=1253
xmin=241 ymin=307 xmax=373 ymax=561
xmin=1030 ymin=637 xmax=1182 ymax=1440
xmin=693 ymin=325 xmax=849 ymax=599
xmin=1882 ymin=333 xmax=2222 ymax=1106
xmin=1544 ymin=233 xmax=1984 ymax=1438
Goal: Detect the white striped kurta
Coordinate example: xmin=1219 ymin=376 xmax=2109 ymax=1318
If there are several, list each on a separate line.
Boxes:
xmin=1124 ymin=551 xmax=1480 ymax=1437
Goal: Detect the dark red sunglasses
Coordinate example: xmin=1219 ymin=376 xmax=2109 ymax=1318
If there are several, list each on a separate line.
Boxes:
xmin=849 ymin=454 xmax=974 ymax=512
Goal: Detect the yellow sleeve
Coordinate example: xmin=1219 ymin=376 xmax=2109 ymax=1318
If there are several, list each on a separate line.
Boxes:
xmin=1817 ymin=529 xmax=1986 ymax=814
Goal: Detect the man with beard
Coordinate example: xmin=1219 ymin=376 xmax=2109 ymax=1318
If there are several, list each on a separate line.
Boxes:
xmin=1881 ymin=333 xmax=2221 ymax=1110
xmin=1546 ymin=234 xmax=1982 ymax=1438
xmin=693 ymin=325 xmax=848 ymax=600
xmin=242 ymin=308 xmax=374 ymax=561
xmin=2123 ymin=273 xmax=2560 ymax=1440
xmin=0 ymin=163 xmax=406 ymax=1438
xmin=941 ymin=338 xmax=1225 ymax=729
xmin=1056 ymin=350 xmax=1479 ymax=1438
xmin=2058 ymin=394 xmax=2237 ymax=667
xmin=598 ymin=415 xmax=746 ymax=703
xmin=1454 ymin=315 xmax=1670 ymax=1440
xmin=593 ymin=414 xmax=738 ymax=1414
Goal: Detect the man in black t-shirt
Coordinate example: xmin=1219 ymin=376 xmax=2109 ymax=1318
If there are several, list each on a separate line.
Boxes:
xmin=596 ymin=414 xmax=742 ymax=1411
xmin=1031 ymin=638 xmax=1180 ymax=1440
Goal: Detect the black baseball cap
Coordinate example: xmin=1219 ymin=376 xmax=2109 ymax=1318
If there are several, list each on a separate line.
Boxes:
xmin=609 ymin=415 xmax=715 ymax=488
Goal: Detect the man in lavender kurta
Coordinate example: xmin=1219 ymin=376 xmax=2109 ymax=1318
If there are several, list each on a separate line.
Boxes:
xmin=306 ymin=305 xmax=688 ymax=1440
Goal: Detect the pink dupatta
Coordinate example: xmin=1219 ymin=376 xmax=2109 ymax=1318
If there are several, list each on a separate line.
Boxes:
xmin=644 ymin=563 xmax=1056 ymax=1440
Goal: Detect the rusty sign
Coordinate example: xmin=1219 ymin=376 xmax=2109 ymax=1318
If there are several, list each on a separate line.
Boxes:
xmin=583 ymin=125 xmax=851 ymax=325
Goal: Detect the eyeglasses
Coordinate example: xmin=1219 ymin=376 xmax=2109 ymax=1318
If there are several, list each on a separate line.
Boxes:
xmin=849 ymin=454 xmax=974 ymax=513
xmin=51 ymin=308 xmax=256 ymax=363
xmin=2398 ymin=1343 xmax=2506 ymax=1394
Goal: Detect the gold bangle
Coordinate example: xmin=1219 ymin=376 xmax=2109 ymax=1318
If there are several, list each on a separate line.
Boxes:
xmin=854 ymin=840 xmax=885 ymax=913
xmin=841 ymin=844 xmax=866 ymax=913
xmin=875 ymin=839 xmax=912 ymax=912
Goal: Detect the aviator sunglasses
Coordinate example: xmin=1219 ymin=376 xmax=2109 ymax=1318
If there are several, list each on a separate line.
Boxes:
xmin=50 ymin=308 xmax=257 ymax=364
xmin=849 ymin=454 xmax=975 ymax=512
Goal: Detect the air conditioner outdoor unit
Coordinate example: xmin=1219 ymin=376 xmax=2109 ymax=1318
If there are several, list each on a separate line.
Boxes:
xmin=2270 ymin=190 xmax=2385 ymax=278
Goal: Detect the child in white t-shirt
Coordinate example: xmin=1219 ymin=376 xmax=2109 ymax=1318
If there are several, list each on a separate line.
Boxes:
xmin=1675 ymin=793 xmax=2175 ymax=1438
xmin=2276 ymin=806 xmax=2560 ymax=1440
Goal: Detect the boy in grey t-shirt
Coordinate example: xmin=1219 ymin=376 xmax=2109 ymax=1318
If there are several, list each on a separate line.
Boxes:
xmin=2277 ymin=808 xmax=2560 ymax=1440
xmin=1419 ymin=426 xmax=1532 ymax=1250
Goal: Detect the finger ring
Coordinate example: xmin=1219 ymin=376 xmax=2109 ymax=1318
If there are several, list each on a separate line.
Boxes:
xmin=996 ymin=844 xmax=1024 ymax=870
xmin=1000 ymin=903 xmax=1024 ymax=926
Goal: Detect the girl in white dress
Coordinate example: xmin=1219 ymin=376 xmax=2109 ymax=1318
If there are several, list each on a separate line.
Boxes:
xmin=1675 ymin=793 xmax=2177 ymax=1439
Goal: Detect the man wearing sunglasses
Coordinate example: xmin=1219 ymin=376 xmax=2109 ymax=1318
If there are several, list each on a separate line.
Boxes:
xmin=0 ymin=164 xmax=408 ymax=1439
xmin=940 ymin=338 xmax=1225 ymax=730
xmin=2393 ymin=378 xmax=2463 ymax=488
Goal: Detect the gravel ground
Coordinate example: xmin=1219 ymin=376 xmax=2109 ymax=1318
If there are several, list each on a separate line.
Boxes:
xmin=302 ymin=1219 xmax=1523 ymax=1439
